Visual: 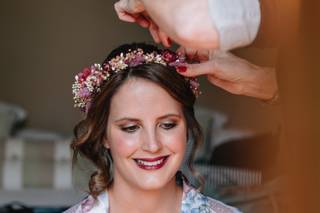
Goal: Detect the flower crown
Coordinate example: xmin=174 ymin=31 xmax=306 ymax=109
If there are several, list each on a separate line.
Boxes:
xmin=72 ymin=48 xmax=200 ymax=113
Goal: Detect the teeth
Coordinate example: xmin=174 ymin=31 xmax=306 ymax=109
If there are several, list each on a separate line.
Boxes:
xmin=137 ymin=158 xmax=164 ymax=166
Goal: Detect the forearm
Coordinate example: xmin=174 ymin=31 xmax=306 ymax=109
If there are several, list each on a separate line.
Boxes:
xmin=140 ymin=0 xmax=219 ymax=49
xmin=247 ymin=66 xmax=278 ymax=101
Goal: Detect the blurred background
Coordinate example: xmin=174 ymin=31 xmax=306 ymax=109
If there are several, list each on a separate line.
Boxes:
xmin=0 ymin=0 xmax=319 ymax=212
xmin=0 ymin=0 xmax=279 ymax=135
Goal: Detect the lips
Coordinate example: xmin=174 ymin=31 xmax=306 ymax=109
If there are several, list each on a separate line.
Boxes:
xmin=134 ymin=155 xmax=169 ymax=170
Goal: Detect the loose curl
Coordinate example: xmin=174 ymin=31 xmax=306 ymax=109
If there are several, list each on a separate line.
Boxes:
xmin=71 ymin=43 xmax=203 ymax=199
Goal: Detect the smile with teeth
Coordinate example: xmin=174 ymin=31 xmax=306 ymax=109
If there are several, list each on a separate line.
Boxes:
xmin=134 ymin=156 xmax=169 ymax=170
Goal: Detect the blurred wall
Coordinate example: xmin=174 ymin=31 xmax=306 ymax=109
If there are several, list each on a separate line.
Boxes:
xmin=277 ymin=0 xmax=320 ymax=212
xmin=0 ymin=0 xmax=279 ymax=135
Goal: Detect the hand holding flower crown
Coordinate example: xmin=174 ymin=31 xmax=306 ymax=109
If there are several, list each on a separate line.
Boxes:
xmin=177 ymin=47 xmax=278 ymax=102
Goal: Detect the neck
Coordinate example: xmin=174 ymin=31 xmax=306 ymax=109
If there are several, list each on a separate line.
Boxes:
xmin=108 ymin=176 xmax=182 ymax=213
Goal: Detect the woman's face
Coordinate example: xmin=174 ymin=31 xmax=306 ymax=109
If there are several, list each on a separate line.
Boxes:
xmin=105 ymin=78 xmax=187 ymax=191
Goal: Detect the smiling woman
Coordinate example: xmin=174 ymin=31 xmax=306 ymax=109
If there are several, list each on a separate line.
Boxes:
xmin=65 ymin=43 xmax=241 ymax=213
xmin=105 ymin=77 xmax=187 ymax=192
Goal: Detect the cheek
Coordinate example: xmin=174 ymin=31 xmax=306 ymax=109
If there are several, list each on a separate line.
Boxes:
xmin=162 ymin=127 xmax=187 ymax=153
xmin=108 ymin=129 xmax=139 ymax=157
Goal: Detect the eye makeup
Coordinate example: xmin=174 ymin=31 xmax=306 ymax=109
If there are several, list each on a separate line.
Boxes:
xmin=120 ymin=124 xmax=140 ymax=133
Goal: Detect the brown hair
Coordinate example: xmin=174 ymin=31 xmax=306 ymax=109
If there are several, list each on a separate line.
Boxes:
xmin=71 ymin=43 xmax=203 ymax=198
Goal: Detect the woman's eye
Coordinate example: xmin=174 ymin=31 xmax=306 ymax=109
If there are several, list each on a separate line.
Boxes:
xmin=121 ymin=125 xmax=139 ymax=133
xmin=160 ymin=122 xmax=177 ymax=130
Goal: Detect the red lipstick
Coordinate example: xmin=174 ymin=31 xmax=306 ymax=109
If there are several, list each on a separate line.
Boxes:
xmin=134 ymin=155 xmax=169 ymax=170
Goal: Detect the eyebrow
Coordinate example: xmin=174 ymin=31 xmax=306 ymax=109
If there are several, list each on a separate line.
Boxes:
xmin=113 ymin=113 xmax=182 ymax=123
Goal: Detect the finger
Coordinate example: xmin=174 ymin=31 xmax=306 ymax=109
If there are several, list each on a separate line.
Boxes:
xmin=183 ymin=48 xmax=209 ymax=62
xmin=167 ymin=38 xmax=173 ymax=46
xmin=195 ymin=49 xmax=210 ymax=61
xmin=135 ymin=15 xmax=150 ymax=28
xmin=176 ymin=46 xmax=186 ymax=55
xmin=177 ymin=60 xmax=217 ymax=77
xmin=114 ymin=2 xmax=136 ymax=22
xmin=139 ymin=11 xmax=153 ymax=28
xmin=183 ymin=47 xmax=198 ymax=61
xmin=175 ymin=46 xmax=198 ymax=61
xmin=149 ymin=22 xmax=160 ymax=43
xmin=158 ymin=30 xmax=171 ymax=47
xmin=117 ymin=11 xmax=137 ymax=22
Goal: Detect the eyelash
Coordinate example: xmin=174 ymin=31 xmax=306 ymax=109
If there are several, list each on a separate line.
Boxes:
xmin=120 ymin=122 xmax=177 ymax=133
xmin=160 ymin=122 xmax=177 ymax=130
xmin=121 ymin=125 xmax=139 ymax=133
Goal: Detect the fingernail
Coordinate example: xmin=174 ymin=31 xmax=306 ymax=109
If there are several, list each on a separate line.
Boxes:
xmin=176 ymin=66 xmax=187 ymax=73
xmin=167 ymin=38 xmax=172 ymax=46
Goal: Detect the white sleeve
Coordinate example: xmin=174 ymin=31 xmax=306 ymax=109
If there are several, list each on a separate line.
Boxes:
xmin=208 ymin=0 xmax=261 ymax=51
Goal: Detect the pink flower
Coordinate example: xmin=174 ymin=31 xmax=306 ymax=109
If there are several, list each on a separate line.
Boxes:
xmin=128 ymin=55 xmax=145 ymax=67
xmin=79 ymin=87 xmax=90 ymax=98
xmin=162 ymin=50 xmax=178 ymax=63
xmin=83 ymin=67 xmax=91 ymax=77
xmin=103 ymin=63 xmax=110 ymax=71
xmin=78 ymin=67 xmax=91 ymax=81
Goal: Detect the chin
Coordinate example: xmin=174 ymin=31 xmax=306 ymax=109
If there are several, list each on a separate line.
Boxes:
xmin=134 ymin=173 xmax=176 ymax=191
xmin=115 ymin=156 xmax=183 ymax=191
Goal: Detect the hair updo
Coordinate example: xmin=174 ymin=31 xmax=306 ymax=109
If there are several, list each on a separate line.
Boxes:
xmin=71 ymin=43 xmax=203 ymax=198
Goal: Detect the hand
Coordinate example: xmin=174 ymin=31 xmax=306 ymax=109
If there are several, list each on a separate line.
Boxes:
xmin=147 ymin=18 xmax=172 ymax=47
xmin=177 ymin=46 xmax=210 ymax=62
xmin=114 ymin=0 xmax=172 ymax=47
xmin=114 ymin=0 xmax=149 ymax=28
xmin=177 ymin=49 xmax=278 ymax=101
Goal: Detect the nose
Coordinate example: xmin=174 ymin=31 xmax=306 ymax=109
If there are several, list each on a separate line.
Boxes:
xmin=141 ymin=128 xmax=162 ymax=153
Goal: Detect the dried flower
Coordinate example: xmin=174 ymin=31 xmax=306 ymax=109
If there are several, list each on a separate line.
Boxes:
xmin=72 ymin=48 xmax=200 ymax=113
